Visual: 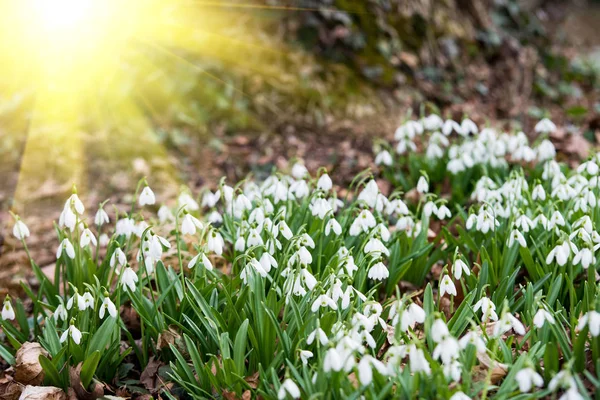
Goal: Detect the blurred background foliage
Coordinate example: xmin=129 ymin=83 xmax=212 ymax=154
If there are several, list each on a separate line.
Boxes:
xmin=0 ymin=0 xmax=599 ymax=211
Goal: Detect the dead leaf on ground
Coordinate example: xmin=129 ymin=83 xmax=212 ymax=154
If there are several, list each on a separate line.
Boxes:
xmin=0 ymin=376 xmax=22 ymax=400
xmin=139 ymin=357 xmax=163 ymax=391
xmin=14 ymin=343 xmax=48 ymax=386
xmin=18 ymin=386 xmax=66 ymax=400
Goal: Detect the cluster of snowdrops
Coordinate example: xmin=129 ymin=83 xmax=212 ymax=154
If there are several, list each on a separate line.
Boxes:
xmin=1 ymin=115 xmax=599 ymax=399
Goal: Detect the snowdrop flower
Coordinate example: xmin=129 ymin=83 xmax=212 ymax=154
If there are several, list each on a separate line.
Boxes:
xmin=431 ymin=319 xmax=450 ymax=343
xmin=535 ymin=118 xmax=556 ymax=133
xmin=307 ymin=327 xmax=328 ymax=346
xmin=442 ymin=119 xmax=463 ymax=136
xmin=573 ymin=247 xmax=595 ymax=269
xmin=533 ymin=309 xmax=555 ymax=328
xmin=364 ymin=238 xmax=390 ymax=257
xmin=515 ymin=367 xmax=544 ymax=393
xmin=189 ymin=253 xmax=213 ymax=271
xmin=532 ymin=184 xmax=546 ymax=201
xmin=325 ymin=219 xmax=342 ymax=236
xmin=178 ymin=192 xmax=199 ymax=211
xmin=201 ymin=190 xmax=221 ymax=208
xmin=368 ymin=261 xmax=389 ymax=281
xmin=323 ymin=348 xmax=343 ymax=372
xmin=357 ymin=356 xmax=388 ymax=385
xmin=436 ymin=204 xmax=451 ymax=220
xmin=458 ymin=331 xmax=486 ymax=353
xmin=207 ymin=231 xmax=224 ymax=255
xmin=417 ymin=176 xmax=429 ymax=194
xmin=349 ymin=209 xmax=376 ymax=236
xmin=79 ymin=228 xmax=97 ymax=248
xmin=408 ymin=345 xmax=431 ymax=375
xmin=433 ymin=335 xmax=460 ymax=364
xmin=423 ymin=201 xmax=438 ymax=218
xmin=99 ymin=296 xmax=117 ymax=319
xmin=508 ymin=229 xmax=527 ymax=248
xmin=439 ymin=275 xmax=456 ymax=297
xmin=157 ymin=205 xmax=174 ymax=223
xmin=181 ymin=213 xmax=203 ymax=236
xmin=311 ymin=294 xmax=338 ymax=312
xmin=53 ymin=303 xmax=68 ymax=322
xmin=139 ymin=186 xmax=156 ymax=206
xmin=317 ymin=174 xmax=332 ymax=191
xmin=56 ymin=238 xmax=76 ymax=260
xmin=473 ymin=297 xmax=498 ymax=321
xmin=299 ymin=350 xmax=313 ymax=365
xmin=375 ymin=150 xmax=393 ymax=166
xmin=2 ymin=299 xmax=15 ymax=321
xmin=310 ymin=198 xmax=332 ymax=219
xmin=461 ymin=118 xmax=478 ymax=135
xmin=110 ymin=248 xmax=127 ymax=271
xmin=546 ymin=241 xmax=575 ymax=266
xmin=392 ymin=303 xmax=426 ymax=331
xmin=422 ymin=114 xmax=443 ymax=130
xmin=12 ymin=218 xmax=30 ymax=240
xmin=291 ymin=163 xmax=308 ymax=179
xmin=94 ymin=208 xmax=109 ymax=226
xmin=493 ymin=312 xmax=526 ymax=336
xmin=121 ymin=267 xmax=139 ymax=292
xmin=450 ymin=392 xmax=471 ymax=400
xmin=577 ymin=310 xmax=600 ymax=337
xmin=559 ymin=388 xmax=584 ymax=400
xmin=60 ymin=321 xmax=82 ymax=345
xmin=452 ymin=258 xmax=470 ymax=280
xmin=277 ymin=379 xmax=300 ymax=399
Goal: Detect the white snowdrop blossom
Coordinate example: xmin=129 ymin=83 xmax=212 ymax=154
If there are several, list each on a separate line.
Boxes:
xmin=2 ymin=299 xmax=15 ymax=321
xmin=533 ymin=309 xmax=555 ymax=328
xmin=277 ymin=379 xmax=300 ymax=399
xmin=181 ymin=213 xmax=203 ymax=236
xmin=417 ymin=176 xmax=429 ymax=194
xmin=139 ymin=186 xmax=156 ymax=206
xmin=375 ymin=150 xmax=393 ymax=166
xmin=12 ymin=219 xmax=30 ymax=240
xmin=60 ymin=323 xmax=82 ymax=345
xmin=56 ymin=238 xmax=76 ymax=260
xmin=99 ymin=296 xmax=117 ymax=319
xmin=515 ymin=367 xmax=544 ymax=393
xmin=317 ymin=174 xmax=332 ymax=191
xmin=121 ymin=267 xmax=139 ymax=292
xmin=452 ymin=258 xmax=470 ymax=280
xmin=577 ymin=311 xmax=600 ymax=337
xmin=368 ymin=261 xmax=389 ymax=281
xmin=439 ymin=275 xmax=456 ymax=297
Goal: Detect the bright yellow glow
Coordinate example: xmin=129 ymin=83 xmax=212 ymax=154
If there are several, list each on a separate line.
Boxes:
xmin=0 ymin=0 xmax=288 ymax=206
xmin=33 ymin=0 xmax=95 ymax=30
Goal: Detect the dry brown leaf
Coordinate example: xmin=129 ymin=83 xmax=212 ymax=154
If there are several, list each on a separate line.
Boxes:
xmin=18 ymin=386 xmax=66 ymax=400
xmin=156 ymin=326 xmax=180 ymax=351
xmin=0 ymin=377 xmax=22 ymax=400
xmin=139 ymin=357 xmax=163 ymax=391
xmin=244 ymin=371 xmax=259 ymax=389
xmin=14 ymin=343 xmax=48 ymax=386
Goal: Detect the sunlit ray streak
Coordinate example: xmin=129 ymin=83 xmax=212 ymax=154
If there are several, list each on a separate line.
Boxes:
xmin=147 ymin=42 xmax=284 ymax=115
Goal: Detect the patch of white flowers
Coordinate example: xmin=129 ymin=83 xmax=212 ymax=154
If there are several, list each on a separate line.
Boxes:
xmin=3 ymin=116 xmax=598 ymax=399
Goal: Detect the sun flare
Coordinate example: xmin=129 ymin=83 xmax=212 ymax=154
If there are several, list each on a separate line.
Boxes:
xmin=0 ymin=0 xmax=283 ymax=206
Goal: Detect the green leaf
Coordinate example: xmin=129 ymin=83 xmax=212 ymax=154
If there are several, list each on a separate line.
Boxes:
xmin=86 ymin=317 xmax=116 ymax=357
xmin=39 ymin=354 xmax=62 ymax=388
xmin=233 ymin=319 xmax=249 ymax=375
xmin=80 ymin=350 xmax=101 ymax=389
